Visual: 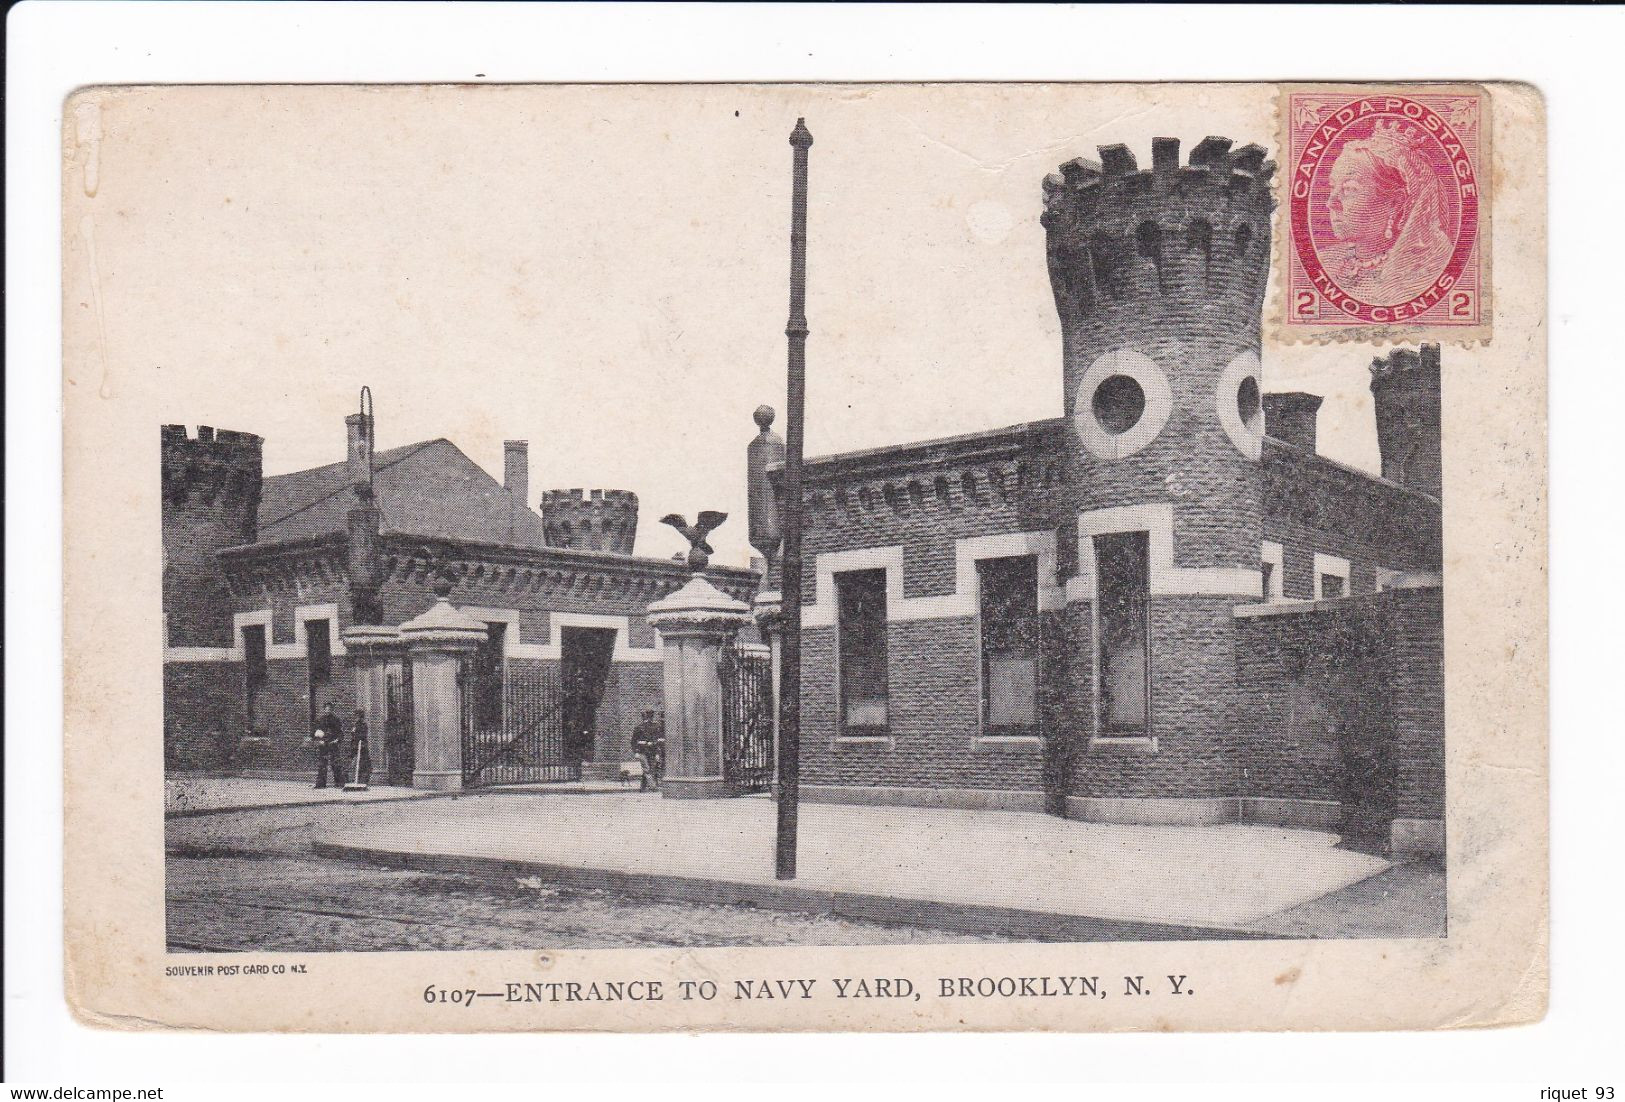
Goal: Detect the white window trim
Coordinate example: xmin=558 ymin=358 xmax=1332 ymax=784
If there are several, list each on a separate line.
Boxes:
xmin=293 ymin=603 xmax=346 ymax=659
xmin=1313 ymin=553 xmax=1352 ymax=600
xmin=504 ymin=609 xmax=663 ymax=663
xmin=971 ymin=548 xmax=1047 ymax=748
xmin=1084 ymin=528 xmax=1158 ymax=752
xmin=457 ymin=607 xmax=519 ymax=656
xmin=1073 ymin=349 xmax=1174 ymax=461
xmin=830 ymin=565 xmax=895 ymax=749
xmin=804 ymin=530 xmax=1063 ymax=629
xmin=1216 ymin=350 xmax=1265 ymax=461
xmin=1261 ymin=541 xmax=1286 ymax=602
xmin=1066 ymin=503 xmax=1262 ymax=602
xmin=163 ymin=609 xmax=264 ymax=663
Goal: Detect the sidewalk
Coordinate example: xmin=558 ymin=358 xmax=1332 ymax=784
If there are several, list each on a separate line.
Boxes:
xmin=165 ymin=776 xmax=438 ymax=817
xmin=314 ymin=792 xmax=1419 ymax=940
xmin=165 ymin=775 xmax=636 ymax=817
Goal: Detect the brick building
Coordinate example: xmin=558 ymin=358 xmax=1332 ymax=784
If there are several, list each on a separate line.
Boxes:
xmin=748 ymin=136 xmax=1445 ymax=855
xmin=162 ymin=415 xmax=758 ymax=783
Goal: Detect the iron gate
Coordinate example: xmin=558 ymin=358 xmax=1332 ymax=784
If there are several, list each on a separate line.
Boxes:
xmin=720 ymin=642 xmax=775 ymax=793
xmin=384 ymin=667 xmax=414 ymax=786
xmin=461 ymin=661 xmax=576 ymax=787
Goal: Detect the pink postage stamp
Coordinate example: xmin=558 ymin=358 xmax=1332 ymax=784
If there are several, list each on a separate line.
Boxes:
xmin=1278 ymin=85 xmax=1490 ymax=343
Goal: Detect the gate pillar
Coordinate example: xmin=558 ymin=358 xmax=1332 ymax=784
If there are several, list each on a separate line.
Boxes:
xmin=752 ymin=591 xmax=783 ymax=790
xmin=341 ymin=624 xmax=402 ymax=783
xmin=648 ymin=575 xmax=751 ymax=798
xmin=399 ymin=577 xmax=488 ymax=791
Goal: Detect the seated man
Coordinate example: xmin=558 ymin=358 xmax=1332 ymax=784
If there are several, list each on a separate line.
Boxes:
xmin=630 ymin=710 xmax=665 ymax=792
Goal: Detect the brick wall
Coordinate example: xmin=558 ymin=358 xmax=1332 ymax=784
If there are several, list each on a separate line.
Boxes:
xmin=799 ymin=617 xmax=1045 ymax=793
xmin=1384 ymin=588 xmax=1445 ymax=820
xmin=795 ymin=428 xmax=1067 ymax=605
xmin=1263 ymin=439 xmax=1442 ymax=599
xmin=246 ymin=655 xmax=356 ymax=774
xmin=163 ymin=662 xmax=248 ymax=771
xmin=1067 ymin=596 xmax=1243 ymax=799
xmin=592 ymin=660 xmax=664 ymax=765
xmin=1234 ymin=588 xmax=1444 ymax=820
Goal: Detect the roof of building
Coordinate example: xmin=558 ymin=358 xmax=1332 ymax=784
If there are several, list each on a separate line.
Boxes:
xmin=772 ymin=418 xmax=1068 ymax=482
xmin=254 ymin=439 xmax=551 ymax=548
xmin=769 ymin=415 xmax=1436 ymax=511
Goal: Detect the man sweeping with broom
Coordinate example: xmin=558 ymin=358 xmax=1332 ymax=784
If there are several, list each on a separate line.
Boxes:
xmin=343 ymin=708 xmax=372 ymax=792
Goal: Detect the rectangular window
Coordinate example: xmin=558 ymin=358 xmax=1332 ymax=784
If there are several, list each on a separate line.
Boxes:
xmin=306 ymin=619 xmax=332 ymax=681
xmin=836 ymin=569 xmax=889 ymax=735
xmin=305 ymin=619 xmax=332 ymax=730
xmin=242 ymin=624 xmax=268 ymax=730
xmin=1313 ymin=553 xmax=1351 ymax=600
xmin=978 ymin=555 xmax=1039 ymax=735
xmin=1095 ymin=531 xmax=1150 ymax=737
xmin=1260 ymin=561 xmax=1276 ymax=601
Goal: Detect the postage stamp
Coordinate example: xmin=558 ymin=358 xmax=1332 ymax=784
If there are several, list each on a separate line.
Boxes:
xmin=1276 ymin=85 xmax=1491 ymax=344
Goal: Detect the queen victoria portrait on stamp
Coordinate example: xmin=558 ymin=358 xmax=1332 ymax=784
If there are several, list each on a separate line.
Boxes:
xmin=1281 ymin=87 xmax=1489 ymax=343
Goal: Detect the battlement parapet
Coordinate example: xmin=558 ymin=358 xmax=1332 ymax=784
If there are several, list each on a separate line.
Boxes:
xmin=1369 ymin=344 xmax=1442 ymax=389
xmin=540 ymin=487 xmax=640 ymax=554
xmin=160 ymin=424 xmax=264 ymax=528
xmin=1042 ymin=136 xmax=1275 ymax=327
xmin=1367 ymin=345 xmax=1442 ymax=498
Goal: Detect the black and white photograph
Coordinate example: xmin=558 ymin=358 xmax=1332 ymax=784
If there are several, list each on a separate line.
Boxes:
xmin=51 ymin=73 xmax=1548 ymax=1039
xmin=150 ymin=83 xmax=1457 ymax=955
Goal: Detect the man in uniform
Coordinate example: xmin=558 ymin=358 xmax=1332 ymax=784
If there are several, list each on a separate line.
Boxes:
xmin=631 ymin=710 xmax=664 ymax=792
xmin=312 ymin=702 xmax=345 ymax=788
xmin=345 ymin=708 xmax=372 ymax=790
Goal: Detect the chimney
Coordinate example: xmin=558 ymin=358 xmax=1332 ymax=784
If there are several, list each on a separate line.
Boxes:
xmin=1370 ymin=344 xmax=1443 ymax=498
xmin=504 ymin=440 xmax=530 ymax=507
xmin=345 ymin=412 xmax=374 ymax=488
xmin=1263 ymin=392 xmax=1324 ymax=453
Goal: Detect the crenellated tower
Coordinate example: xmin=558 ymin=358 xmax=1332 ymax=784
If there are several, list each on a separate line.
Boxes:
xmin=1042 ymin=135 xmax=1275 ymax=567
xmin=540 ymin=488 xmax=640 ymax=555
xmin=1369 ymin=344 xmax=1442 ymax=500
xmin=1041 ymin=136 xmax=1276 ymax=808
xmin=161 ymin=424 xmax=263 ymax=647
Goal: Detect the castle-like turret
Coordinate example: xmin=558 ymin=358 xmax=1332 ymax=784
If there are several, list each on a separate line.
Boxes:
xmin=1370 ymin=344 xmax=1442 ymax=499
xmin=161 ymin=425 xmax=263 ymax=647
xmin=1042 ymin=136 xmax=1275 ymax=566
xmin=540 ymin=488 xmax=639 ymax=554
xmin=1042 ymin=137 xmax=1276 ymax=808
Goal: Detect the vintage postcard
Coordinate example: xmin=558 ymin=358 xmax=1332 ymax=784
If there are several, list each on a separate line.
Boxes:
xmin=62 ymin=82 xmax=1546 ymax=1032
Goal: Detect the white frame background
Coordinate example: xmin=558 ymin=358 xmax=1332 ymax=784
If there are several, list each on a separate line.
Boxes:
xmin=8 ymin=2 xmax=1620 ymax=1092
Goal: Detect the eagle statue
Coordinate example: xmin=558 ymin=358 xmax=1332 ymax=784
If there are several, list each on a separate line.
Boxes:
xmin=660 ymin=510 xmax=728 ymax=573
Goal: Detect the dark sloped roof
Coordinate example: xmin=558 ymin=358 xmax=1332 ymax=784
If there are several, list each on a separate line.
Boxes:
xmin=773 ymin=418 xmax=1068 ymax=483
xmin=255 ymin=439 xmax=550 ymax=548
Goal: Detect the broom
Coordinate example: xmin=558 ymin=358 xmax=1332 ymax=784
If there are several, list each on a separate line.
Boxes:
xmin=343 ymin=735 xmax=369 ymax=792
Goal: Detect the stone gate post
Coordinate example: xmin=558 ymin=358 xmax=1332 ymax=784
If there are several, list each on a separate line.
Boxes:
xmin=647 ymin=574 xmax=751 ymax=798
xmin=398 ymin=579 xmax=488 ymax=792
xmin=341 ymin=624 xmax=401 ymax=781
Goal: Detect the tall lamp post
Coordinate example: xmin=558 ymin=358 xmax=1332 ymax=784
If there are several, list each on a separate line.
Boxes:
xmin=776 ymin=118 xmax=812 ymax=881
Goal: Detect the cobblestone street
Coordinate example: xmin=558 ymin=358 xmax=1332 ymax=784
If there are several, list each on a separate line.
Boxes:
xmin=166 ymin=799 xmax=1001 ymax=952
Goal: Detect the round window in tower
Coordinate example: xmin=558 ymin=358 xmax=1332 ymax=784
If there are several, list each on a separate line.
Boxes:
xmin=1073 ymin=349 xmax=1173 ymax=460
xmin=1091 ymin=374 xmax=1146 ymax=436
xmin=1216 ymin=350 xmax=1265 ymax=460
